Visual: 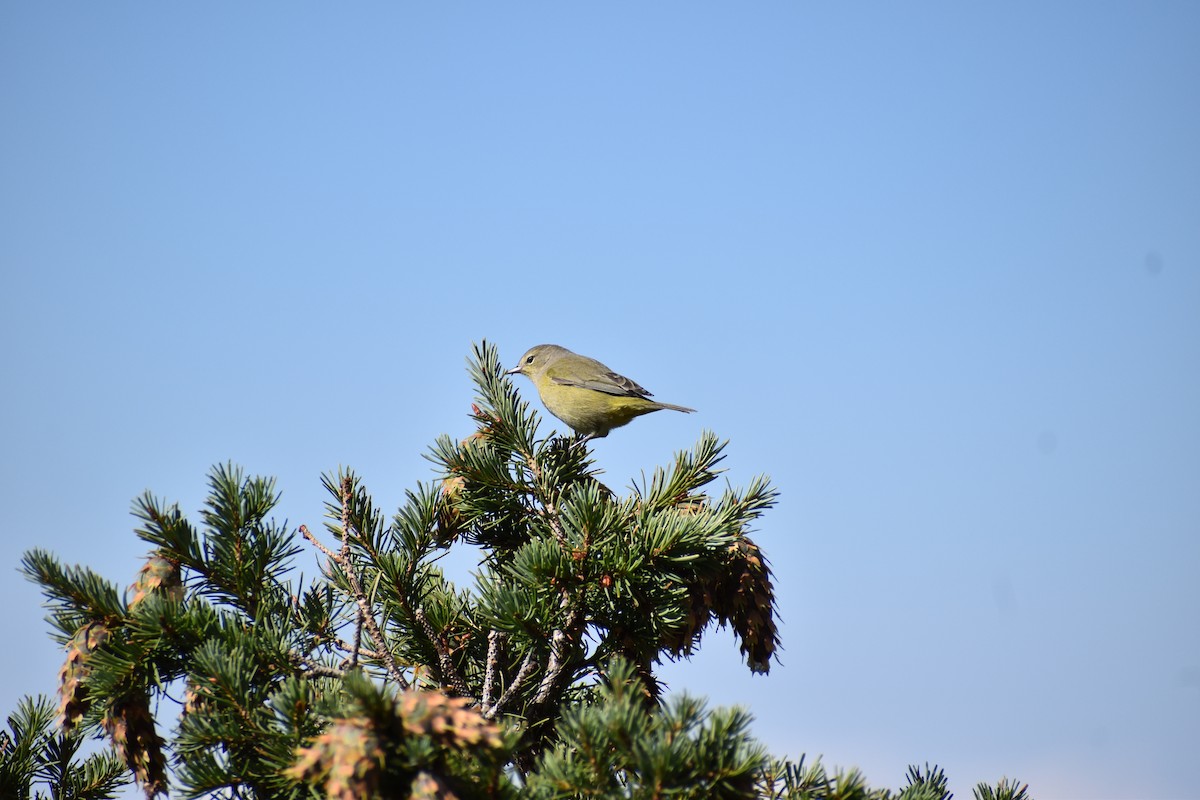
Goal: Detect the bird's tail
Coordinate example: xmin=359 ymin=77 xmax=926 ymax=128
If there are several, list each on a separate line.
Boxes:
xmin=653 ymin=401 xmax=696 ymax=414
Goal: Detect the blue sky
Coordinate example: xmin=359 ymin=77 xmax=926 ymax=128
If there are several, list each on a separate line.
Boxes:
xmin=2 ymin=4 xmax=1198 ymax=798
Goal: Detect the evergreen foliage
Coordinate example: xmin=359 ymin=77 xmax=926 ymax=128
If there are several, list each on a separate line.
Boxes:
xmin=0 ymin=694 xmax=130 ymax=800
xmin=13 ymin=341 xmax=1032 ymax=799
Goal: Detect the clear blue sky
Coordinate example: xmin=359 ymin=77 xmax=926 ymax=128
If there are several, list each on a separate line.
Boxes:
xmin=3 ymin=4 xmax=1198 ymax=798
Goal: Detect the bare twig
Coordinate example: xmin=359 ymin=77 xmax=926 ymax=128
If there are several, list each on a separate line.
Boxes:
xmin=541 ymin=506 xmax=567 ymax=544
xmin=300 ymin=521 xmax=409 ymax=690
xmin=300 ymin=524 xmax=338 ymax=561
xmin=532 ymin=596 xmax=585 ymax=706
xmin=333 ymin=638 xmax=384 ymax=661
xmin=415 ymin=607 xmax=469 ymax=696
xmin=287 ymin=651 xmax=348 ymax=680
xmin=349 ymin=607 xmax=364 ymax=669
xmin=481 ymin=630 xmax=506 ymax=708
xmin=305 ymin=664 xmax=348 ymax=680
xmin=301 ymin=662 xmax=348 ymax=680
xmin=483 ymin=649 xmax=538 ymax=720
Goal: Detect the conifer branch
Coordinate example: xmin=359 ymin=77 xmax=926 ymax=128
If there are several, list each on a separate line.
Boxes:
xmin=514 ymin=441 xmax=568 ymax=545
xmin=13 ymin=344 xmax=820 ymax=799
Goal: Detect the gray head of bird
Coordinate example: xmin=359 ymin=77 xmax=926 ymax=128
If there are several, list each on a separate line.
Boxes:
xmin=506 ymin=344 xmax=567 ymax=378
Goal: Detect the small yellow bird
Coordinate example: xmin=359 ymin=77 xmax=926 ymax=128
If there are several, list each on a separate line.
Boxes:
xmin=506 ymin=344 xmax=695 ymax=439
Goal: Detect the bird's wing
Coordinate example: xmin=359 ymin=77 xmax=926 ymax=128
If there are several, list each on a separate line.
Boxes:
xmin=550 ymin=370 xmax=654 ymax=399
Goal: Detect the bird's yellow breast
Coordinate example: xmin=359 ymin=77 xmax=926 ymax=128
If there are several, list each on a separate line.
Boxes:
xmin=534 ymin=377 xmax=660 ymax=437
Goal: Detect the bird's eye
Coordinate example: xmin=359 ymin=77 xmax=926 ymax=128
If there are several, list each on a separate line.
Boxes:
xmin=525 ymin=355 xmax=535 ymax=364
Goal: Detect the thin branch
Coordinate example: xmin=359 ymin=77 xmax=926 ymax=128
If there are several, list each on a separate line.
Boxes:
xmin=532 ymin=595 xmax=585 ymax=706
xmin=539 ymin=506 xmax=568 ymax=545
xmin=298 ymin=525 xmax=337 ymax=562
xmin=514 ymin=441 xmax=569 ymax=544
xmin=349 ymin=607 xmax=364 ymax=670
xmin=290 ymin=653 xmax=347 ymax=680
xmin=414 ymin=607 xmax=469 ymax=696
xmin=481 ymin=630 xmax=506 ymax=708
xmin=333 ymin=638 xmax=384 ymax=662
xmin=483 ymin=649 xmax=538 ymax=720
xmin=532 ymin=631 xmax=569 ymax=706
xmin=300 ymin=523 xmax=409 ymax=690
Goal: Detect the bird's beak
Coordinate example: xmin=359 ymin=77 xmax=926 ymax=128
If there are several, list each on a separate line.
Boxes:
xmin=505 ymin=366 xmax=521 ymax=375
